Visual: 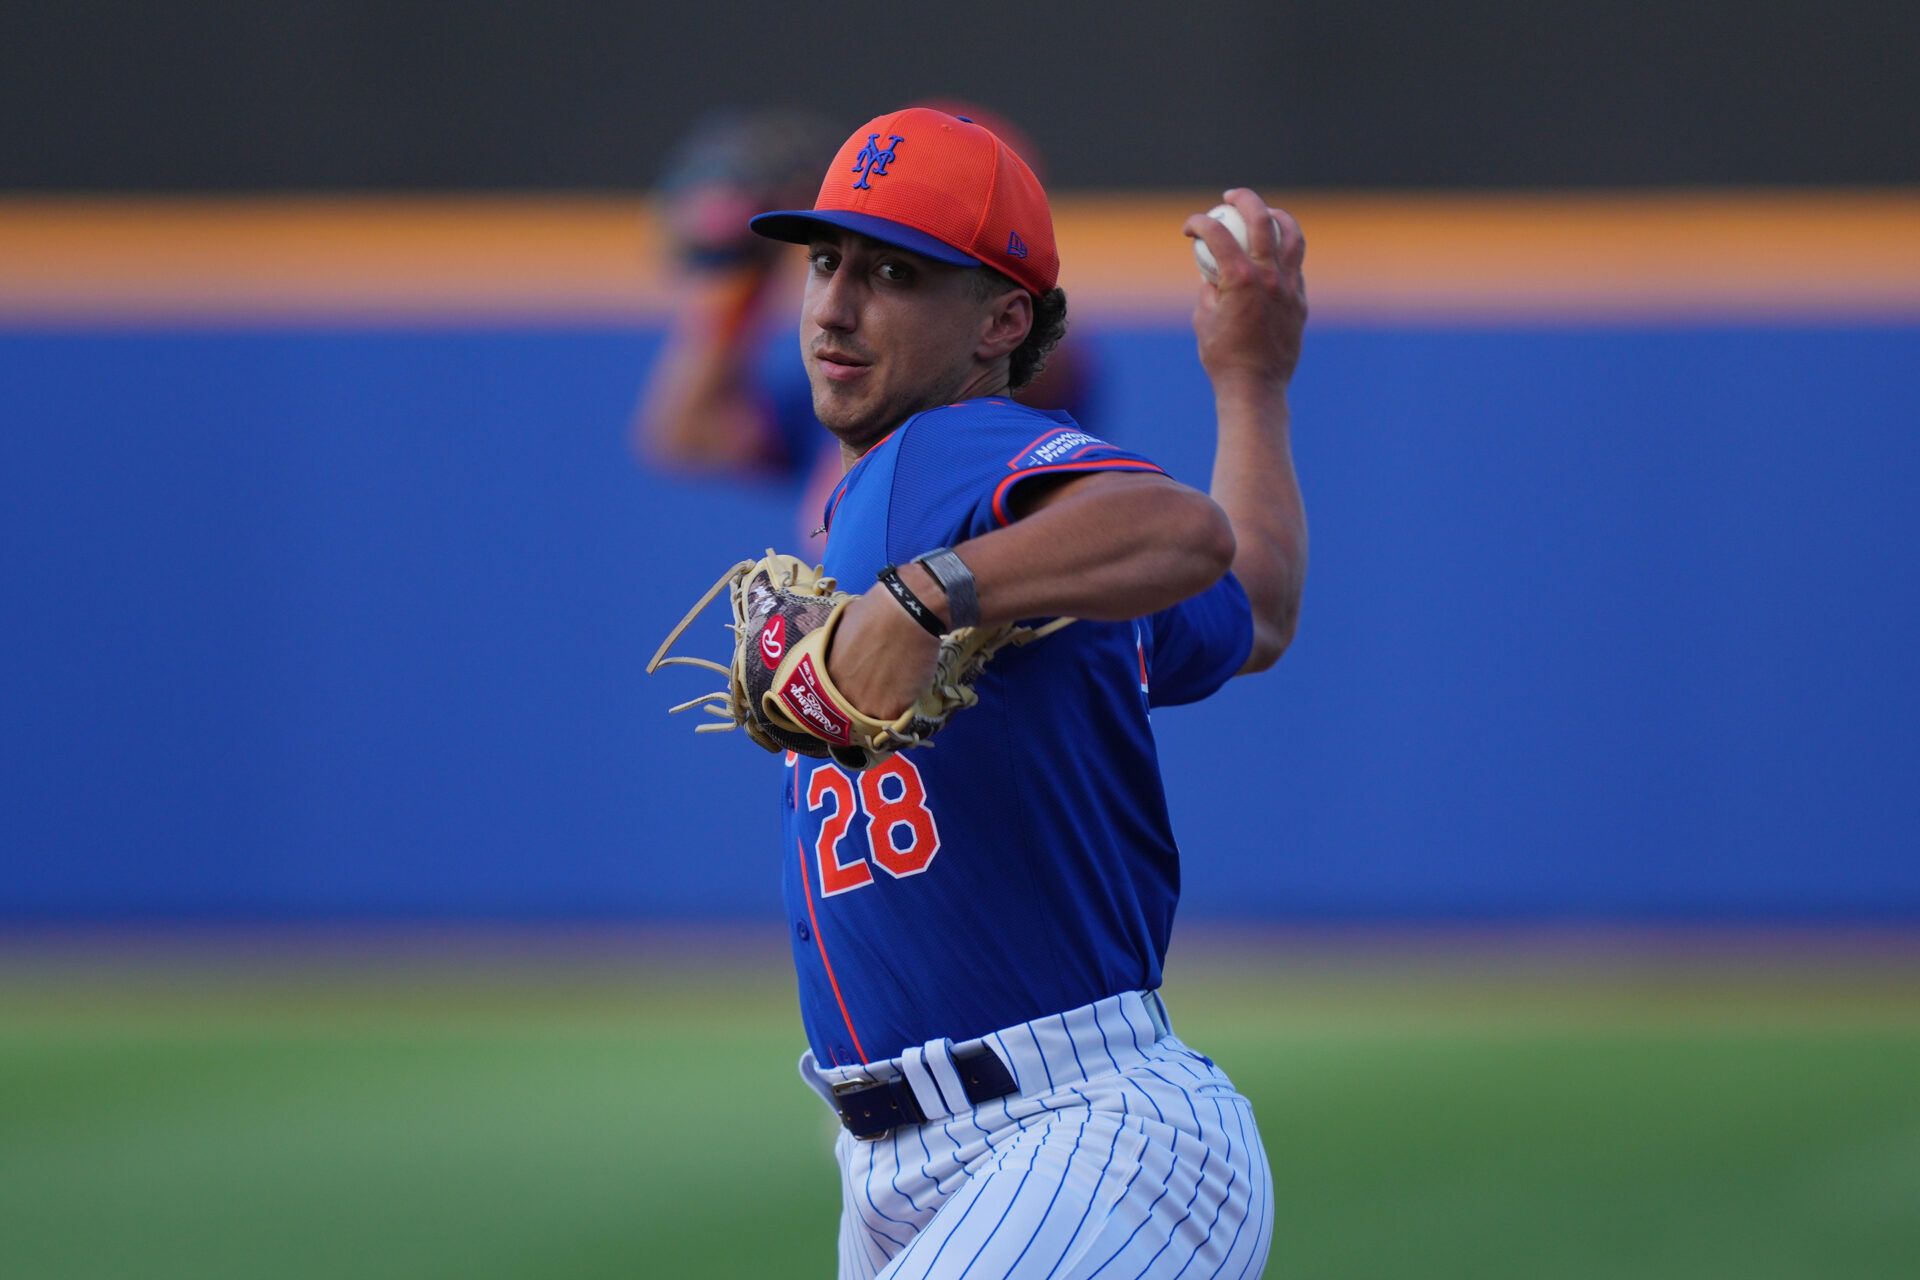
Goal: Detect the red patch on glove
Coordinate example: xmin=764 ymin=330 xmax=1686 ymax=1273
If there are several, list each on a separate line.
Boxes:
xmin=776 ymin=654 xmax=853 ymax=744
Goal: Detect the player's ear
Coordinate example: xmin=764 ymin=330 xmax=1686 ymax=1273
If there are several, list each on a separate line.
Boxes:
xmin=975 ymin=287 xmax=1033 ymax=363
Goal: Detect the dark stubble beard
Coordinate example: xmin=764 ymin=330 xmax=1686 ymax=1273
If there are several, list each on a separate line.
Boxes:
xmin=811 ymin=363 xmax=975 ymax=460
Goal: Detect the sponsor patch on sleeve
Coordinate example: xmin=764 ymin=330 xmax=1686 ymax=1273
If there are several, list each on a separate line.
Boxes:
xmin=1008 ymin=428 xmax=1115 ymax=470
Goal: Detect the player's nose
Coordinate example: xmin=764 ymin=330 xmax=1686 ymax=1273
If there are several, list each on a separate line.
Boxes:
xmin=805 ymin=268 xmax=860 ymax=334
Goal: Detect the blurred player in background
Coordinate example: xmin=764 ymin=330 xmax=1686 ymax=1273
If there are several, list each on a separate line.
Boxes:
xmin=633 ymin=105 xmax=1098 ymax=546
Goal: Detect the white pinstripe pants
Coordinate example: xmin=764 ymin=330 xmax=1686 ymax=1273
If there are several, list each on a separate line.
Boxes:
xmin=798 ymin=990 xmax=1273 ymax=1280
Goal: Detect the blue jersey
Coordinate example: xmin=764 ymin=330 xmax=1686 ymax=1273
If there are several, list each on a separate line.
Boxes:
xmin=779 ymin=398 xmax=1253 ymax=1067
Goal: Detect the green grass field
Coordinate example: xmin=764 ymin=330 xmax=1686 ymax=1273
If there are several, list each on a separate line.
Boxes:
xmin=2 ymin=939 xmax=1916 ymax=1278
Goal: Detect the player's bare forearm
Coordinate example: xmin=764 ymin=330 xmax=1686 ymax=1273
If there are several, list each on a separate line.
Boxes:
xmin=632 ymin=269 xmax=782 ymax=470
xmin=1211 ymin=375 xmax=1307 ymax=671
xmin=946 ymin=471 xmax=1234 ymax=624
xmin=1186 ymin=190 xmax=1311 ymax=673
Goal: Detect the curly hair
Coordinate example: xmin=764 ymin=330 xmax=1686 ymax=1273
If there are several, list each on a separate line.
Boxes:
xmin=970 ymin=269 xmax=1068 ymax=391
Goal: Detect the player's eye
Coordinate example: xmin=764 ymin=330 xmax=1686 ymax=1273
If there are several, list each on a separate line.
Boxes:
xmin=876 ymin=260 xmax=915 ymax=284
xmin=808 ymin=249 xmax=839 ymax=275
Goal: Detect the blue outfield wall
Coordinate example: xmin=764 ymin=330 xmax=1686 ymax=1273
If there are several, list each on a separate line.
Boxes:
xmin=2 ymin=322 xmax=1916 ymax=922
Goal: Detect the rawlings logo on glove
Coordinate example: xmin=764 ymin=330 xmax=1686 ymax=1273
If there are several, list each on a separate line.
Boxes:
xmin=647 ymin=551 xmax=1068 ymax=771
xmin=777 ymin=654 xmax=853 ymax=744
xmin=758 ymin=615 xmax=787 ymax=667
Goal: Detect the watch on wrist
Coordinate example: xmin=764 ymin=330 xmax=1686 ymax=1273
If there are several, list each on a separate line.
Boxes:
xmin=912 ymin=547 xmax=981 ymax=630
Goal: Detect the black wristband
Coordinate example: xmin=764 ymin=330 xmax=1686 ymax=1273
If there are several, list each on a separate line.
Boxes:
xmin=877 ymin=565 xmax=947 ymax=638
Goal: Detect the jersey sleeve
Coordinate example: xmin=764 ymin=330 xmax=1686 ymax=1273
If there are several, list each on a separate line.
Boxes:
xmin=1143 ymin=571 xmax=1254 ymax=706
xmin=883 ymin=403 xmax=1167 ymax=560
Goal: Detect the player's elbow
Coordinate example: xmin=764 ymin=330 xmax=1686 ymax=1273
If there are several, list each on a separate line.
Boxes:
xmin=1237 ymin=558 xmax=1305 ymax=674
xmin=1240 ymin=607 xmax=1297 ymax=674
xmin=1176 ymin=494 xmax=1239 ymax=597
xmin=634 ymin=401 xmax=774 ymax=474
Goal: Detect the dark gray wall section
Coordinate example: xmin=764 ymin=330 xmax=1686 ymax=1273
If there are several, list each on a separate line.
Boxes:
xmin=3 ymin=1 xmax=1917 ymax=190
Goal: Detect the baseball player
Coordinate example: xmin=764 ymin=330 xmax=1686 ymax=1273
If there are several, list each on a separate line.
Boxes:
xmin=722 ymin=106 xmax=1308 ymax=1277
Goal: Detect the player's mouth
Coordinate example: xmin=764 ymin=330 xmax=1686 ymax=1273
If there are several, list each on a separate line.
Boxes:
xmin=813 ymin=348 xmax=872 ymax=384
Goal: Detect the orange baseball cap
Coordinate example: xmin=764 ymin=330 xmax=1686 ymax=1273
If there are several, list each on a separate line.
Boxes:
xmin=749 ymin=106 xmax=1058 ymax=296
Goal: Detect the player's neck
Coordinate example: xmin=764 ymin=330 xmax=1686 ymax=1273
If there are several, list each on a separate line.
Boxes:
xmin=837 ymin=368 xmax=1012 ymax=468
xmin=951 ymin=365 xmax=1012 ymax=407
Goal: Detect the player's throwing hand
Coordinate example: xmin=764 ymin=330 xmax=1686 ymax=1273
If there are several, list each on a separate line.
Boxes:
xmin=1184 ymin=188 xmax=1308 ymax=391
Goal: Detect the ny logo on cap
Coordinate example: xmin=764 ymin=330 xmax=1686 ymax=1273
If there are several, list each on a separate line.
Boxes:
xmin=851 ymin=134 xmax=904 ymax=190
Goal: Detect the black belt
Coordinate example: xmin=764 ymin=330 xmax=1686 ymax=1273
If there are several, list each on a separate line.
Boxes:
xmin=830 ymin=1044 xmax=1018 ymax=1141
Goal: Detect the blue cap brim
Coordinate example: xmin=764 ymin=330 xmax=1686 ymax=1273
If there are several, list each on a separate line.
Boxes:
xmin=749 ymin=209 xmax=982 ymax=268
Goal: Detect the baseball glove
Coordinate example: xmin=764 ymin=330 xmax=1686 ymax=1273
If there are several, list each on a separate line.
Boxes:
xmin=646 ymin=551 xmax=1069 ymax=771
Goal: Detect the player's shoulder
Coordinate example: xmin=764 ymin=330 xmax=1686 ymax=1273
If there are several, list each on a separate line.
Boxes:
xmin=896 ymin=397 xmax=1115 ymax=472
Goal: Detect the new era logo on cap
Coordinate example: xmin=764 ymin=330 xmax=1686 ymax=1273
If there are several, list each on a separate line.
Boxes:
xmin=748 ymin=107 xmax=1059 ymax=296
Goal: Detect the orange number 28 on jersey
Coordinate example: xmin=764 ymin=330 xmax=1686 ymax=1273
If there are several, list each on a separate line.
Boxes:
xmin=805 ymin=757 xmax=941 ymax=897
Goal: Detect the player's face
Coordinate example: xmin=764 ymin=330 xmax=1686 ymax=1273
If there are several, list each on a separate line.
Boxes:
xmin=801 ymin=232 xmax=1000 ymax=454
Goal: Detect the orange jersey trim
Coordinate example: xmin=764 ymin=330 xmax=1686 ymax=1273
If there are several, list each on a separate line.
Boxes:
xmin=821 ymin=426 xmax=903 ymax=538
xmin=794 ymin=819 xmax=868 ymax=1064
xmin=990 ymin=459 xmax=1166 ymax=527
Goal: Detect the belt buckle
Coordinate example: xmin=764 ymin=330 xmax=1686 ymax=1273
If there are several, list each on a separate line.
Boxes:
xmin=829 ymin=1069 xmax=877 ymax=1098
xmin=829 ymin=1071 xmax=893 ymax=1141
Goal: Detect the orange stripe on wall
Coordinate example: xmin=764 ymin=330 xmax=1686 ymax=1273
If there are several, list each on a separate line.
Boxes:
xmin=2 ymin=192 xmax=1917 ymax=323
xmin=0 ymin=198 xmax=656 ymax=322
xmin=1065 ymin=192 xmax=1920 ymax=321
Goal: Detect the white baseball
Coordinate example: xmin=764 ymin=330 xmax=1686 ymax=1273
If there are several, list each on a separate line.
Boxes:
xmin=1193 ymin=202 xmax=1281 ymax=283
